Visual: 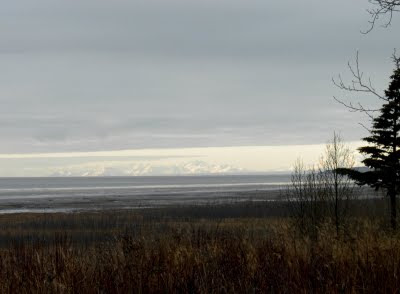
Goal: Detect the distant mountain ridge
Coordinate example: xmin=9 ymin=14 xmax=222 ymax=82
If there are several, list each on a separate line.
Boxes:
xmin=50 ymin=160 xmax=246 ymax=177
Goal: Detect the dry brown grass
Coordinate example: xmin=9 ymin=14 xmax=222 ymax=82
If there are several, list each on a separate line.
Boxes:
xmin=0 ymin=206 xmax=398 ymax=293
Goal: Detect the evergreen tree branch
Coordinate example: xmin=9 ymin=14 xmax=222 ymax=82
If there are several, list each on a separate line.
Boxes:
xmin=392 ymin=50 xmax=400 ymax=69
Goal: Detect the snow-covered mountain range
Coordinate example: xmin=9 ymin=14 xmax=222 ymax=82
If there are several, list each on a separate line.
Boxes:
xmin=50 ymin=161 xmax=245 ymax=177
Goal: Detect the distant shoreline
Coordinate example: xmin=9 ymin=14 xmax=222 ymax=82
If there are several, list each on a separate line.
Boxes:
xmin=0 ymin=189 xmax=283 ymax=214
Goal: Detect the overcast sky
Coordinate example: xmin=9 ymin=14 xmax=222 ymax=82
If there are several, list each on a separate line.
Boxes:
xmin=0 ymin=0 xmax=399 ymax=175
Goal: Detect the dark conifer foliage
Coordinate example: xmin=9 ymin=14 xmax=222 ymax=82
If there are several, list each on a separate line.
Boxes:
xmin=341 ymin=57 xmax=400 ymax=229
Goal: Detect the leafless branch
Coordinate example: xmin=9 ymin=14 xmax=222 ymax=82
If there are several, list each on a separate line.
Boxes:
xmin=332 ymin=52 xmax=386 ymax=122
xmin=332 ymin=52 xmax=386 ymax=101
xmin=333 ymin=96 xmax=378 ymax=120
xmin=363 ymin=0 xmax=400 ymax=33
xmin=358 ymin=122 xmax=372 ymax=132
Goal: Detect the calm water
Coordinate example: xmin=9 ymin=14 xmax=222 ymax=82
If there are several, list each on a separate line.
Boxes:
xmin=0 ymin=175 xmax=290 ymax=213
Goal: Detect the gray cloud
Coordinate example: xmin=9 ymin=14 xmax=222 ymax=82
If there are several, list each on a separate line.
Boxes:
xmin=0 ymin=0 xmax=399 ymax=153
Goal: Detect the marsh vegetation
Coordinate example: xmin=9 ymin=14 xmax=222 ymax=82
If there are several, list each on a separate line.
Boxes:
xmin=0 ymin=198 xmax=397 ymax=293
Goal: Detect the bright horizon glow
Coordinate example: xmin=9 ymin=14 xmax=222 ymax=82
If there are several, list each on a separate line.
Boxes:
xmin=0 ymin=142 xmax=364 ymax=177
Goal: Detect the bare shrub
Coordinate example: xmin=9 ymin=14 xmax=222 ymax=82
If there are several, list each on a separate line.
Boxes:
xmin=287 ymin=133 xmax=358 ymax=238
xmin=286 ymin=160 xmax=328 ymax=239
xmin=320 ymin=132 xmax=358 ymax=236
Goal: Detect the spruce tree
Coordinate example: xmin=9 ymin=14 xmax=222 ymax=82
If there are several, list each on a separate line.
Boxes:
xmin=344 ymin=58 xmax=400 ymax=229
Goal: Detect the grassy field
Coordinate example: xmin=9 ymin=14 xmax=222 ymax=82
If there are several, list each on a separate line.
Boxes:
xmin=0 ymin=200 xmax=398 ymax=293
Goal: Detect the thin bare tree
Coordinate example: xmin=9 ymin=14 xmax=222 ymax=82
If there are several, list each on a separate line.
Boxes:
xmin=287 ymin=134 xmax=357 ymax=237
xmin=320 ymin=132 xmax=357 ymax=236
xmin=286 ymin=160 xmax=327 ymax=240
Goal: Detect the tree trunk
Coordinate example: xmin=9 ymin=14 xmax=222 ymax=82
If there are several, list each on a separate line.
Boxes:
xmin=335 ymin=181 xmax=339 ymax=236
xmin=390 ymin=189 xmax=397 ymax=230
